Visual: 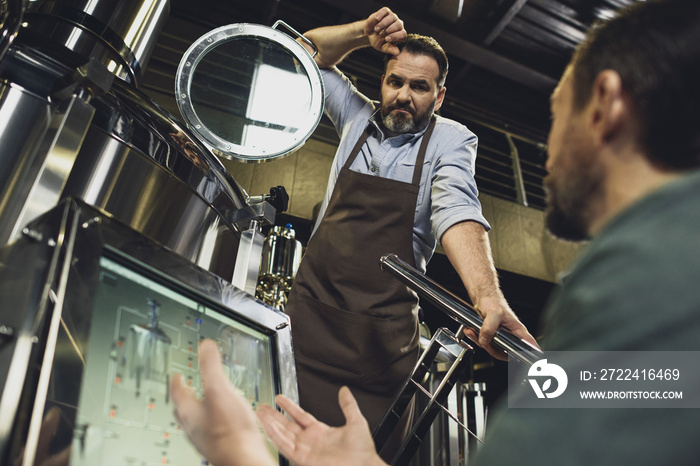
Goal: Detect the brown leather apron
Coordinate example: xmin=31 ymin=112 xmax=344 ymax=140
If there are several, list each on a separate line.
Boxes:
xmin=285 ymin=118 xmax=436 ymax=434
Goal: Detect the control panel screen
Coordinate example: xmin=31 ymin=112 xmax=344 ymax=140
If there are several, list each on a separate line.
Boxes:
xmin=69 ymin=256 xmax=278 ymax=465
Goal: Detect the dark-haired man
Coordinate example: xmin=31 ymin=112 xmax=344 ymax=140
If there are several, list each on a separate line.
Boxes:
xmin=474 ymin=0 xmax=700 ymax=462
xmin=284 ymin=7 xmax=536 ymax=435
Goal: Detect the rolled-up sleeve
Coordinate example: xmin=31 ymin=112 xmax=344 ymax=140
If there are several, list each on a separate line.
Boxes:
xmin=321 ymin=67 xmax=372 ymax=133
xmin=429 ymin=121 xmax=490 ymax=245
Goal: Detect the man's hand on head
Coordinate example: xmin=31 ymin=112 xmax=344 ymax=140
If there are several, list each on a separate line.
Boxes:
xmin=364 ymin=7 xmax=407 ymax=56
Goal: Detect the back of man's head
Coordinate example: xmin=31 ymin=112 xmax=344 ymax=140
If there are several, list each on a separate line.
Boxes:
xmin=569 ymin=0 xmax=700 ymax=170
xmin=383 ymin=33 xmax=449 ymax=88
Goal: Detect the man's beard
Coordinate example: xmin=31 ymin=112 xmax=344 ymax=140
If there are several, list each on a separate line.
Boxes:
xmin=380 ymin=100 xmax=435 ymax=134
xmin=543 ymin=166 xmax=603 ymax=242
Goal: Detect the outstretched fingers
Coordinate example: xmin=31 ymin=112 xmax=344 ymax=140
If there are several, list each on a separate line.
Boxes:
xmin=274 ymin=394 xmax=318 ymax=429
xmin=257 ymin=404 xmax=299 ymax=457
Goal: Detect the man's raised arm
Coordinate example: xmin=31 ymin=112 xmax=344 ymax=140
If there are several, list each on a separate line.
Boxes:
xmin=300 ymin=7 xmax=406 ymax=68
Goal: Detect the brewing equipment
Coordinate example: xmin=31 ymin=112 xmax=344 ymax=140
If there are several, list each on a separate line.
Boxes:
xmin=0 ymin=1 xmax=324 ymax=285
xmin=0 ymin=1 xmax=325 ymax=464
xmin=256 ymin=224 xmax=303 ymax=310
xmin=0 ymin=0 xmax=256 ymax=279
xmin=175 ymin=21 xmax=323 ymax=163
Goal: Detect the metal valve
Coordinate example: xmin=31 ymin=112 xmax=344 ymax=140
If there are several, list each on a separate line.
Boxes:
xmin=247 ymin=185 xmax=289 ymax=214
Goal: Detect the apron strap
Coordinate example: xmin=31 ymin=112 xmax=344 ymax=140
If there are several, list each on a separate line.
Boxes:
xmin=412 ymin=117 xmax=435 ymax=186
xmin=342 ymin=126 xmax=372 ymax=170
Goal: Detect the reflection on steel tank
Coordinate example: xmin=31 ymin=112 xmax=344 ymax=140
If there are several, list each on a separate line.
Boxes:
xmin=0 ymin=0 xmax=262 ymax=282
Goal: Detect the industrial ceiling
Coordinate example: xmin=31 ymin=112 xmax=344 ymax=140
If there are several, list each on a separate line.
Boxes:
xmin=146 ymin=0 xmax=641 ymax=210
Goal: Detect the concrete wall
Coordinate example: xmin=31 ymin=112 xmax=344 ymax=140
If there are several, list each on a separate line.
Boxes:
xmin=479 ymin=195 xmax=587 ymax=283
xmin=219 ymin=139 xmax=587 ymax=284
xmin=221 ymin=138 xmax=334 ymax=221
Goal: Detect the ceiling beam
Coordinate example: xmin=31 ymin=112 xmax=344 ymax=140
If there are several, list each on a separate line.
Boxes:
xmin=484 ymin=0 xmax=529 ymax=45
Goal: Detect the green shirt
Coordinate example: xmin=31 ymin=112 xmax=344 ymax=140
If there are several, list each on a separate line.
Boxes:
xmin=474 ymin=169 xmax=700 ymax=465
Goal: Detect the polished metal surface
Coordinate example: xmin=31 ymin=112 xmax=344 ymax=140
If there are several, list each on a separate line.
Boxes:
xmin=0 ymin=202 xmax=67 ymax=464
xmin=232 ymin=220 xmax=266 ymax=294
xmin=0 ymin=80 xmax=52 ymax=245
xmin=73 ymin=74 xmax=250 ymax=210
xmin=175 ymin=22 xmax=324 ymax=162
xmin=259 ymin=225 xmax=302 ymax=284
xmin=8 ymin=93 xmax=95 ymax=245
xmin=0 ymin=0 xmax=261 ymax=280
xmin=0 ymin=200 xmax=297 ymax=465
xmin=24 ymin=0 xmax=170 ymax=85
xmin=0 ymin=44 xmax=248 ymax=271
xmin=374 ymin=327 xmax=473 ymax=466
xmin=256 ymin=224 xmax=302 ymax=310
xmin=460 ymin=382 xmax=487 ymax=462
xmin=227 ymin=200 xmax=276 ymax=229
xmin=61 ymin=127 xmax=232 ymax=270
xmin=380 ymin=253 xmax=543 ymax=367
xmin=0 ymin=0 xmax=24 ymax=63
xmin=0 ymin=2 xmax=298 ymax=462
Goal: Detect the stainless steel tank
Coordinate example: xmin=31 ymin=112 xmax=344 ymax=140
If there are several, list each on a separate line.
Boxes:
xmin=0 ymin=3 xmax=325 ymax=464
xmin=0 ymin=0 xmax=255 ymax=280
xmin=20 ymin=0 xmax=169 ymax=86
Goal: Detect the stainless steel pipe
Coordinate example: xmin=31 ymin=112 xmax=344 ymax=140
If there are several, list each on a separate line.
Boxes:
xmin=380 ymin=253 xmax=543 ymax=366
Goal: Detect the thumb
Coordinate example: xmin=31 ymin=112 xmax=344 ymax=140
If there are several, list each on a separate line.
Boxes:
xmin=380 ymin=43 xmax=401 ymax=56
xmin=338 ymin=386 xmax=367 ymax=426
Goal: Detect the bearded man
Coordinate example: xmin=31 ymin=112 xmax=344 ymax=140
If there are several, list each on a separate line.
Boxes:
xmin=284 ymin=7 xmax=536 ymax=452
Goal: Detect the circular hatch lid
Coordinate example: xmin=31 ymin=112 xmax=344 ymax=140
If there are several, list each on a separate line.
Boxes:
xmin=175 ymin=22 xmax=324 ymax=162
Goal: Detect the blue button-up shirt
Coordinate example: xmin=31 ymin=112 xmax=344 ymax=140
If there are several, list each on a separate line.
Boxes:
xmin=314 ymin=67 xmax=489 ymax=272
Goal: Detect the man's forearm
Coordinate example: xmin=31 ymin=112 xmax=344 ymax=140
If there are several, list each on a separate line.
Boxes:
xmin=304 ymin=21 xmax=370 ymax=68
xmin=441 ymin=220 xmax=503 ymax=305
xmin=299 ymin=7 xmax=406 ymax=68
xmin=441 ymin=220 xmax=539 ymax=356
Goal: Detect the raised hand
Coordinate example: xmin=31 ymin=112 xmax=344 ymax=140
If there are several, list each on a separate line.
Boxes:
xmin=364 ymin=7 xmax=407 ymax=56
xmin=257 ymin=386 xmax=387 ymax=466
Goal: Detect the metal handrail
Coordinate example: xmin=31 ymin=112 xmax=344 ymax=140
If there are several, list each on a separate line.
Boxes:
xmin=380 ymin=253 xmax=543 ymax=366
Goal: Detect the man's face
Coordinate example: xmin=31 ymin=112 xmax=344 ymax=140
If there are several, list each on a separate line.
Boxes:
xmin=380 ymin=51 xmax=446 ymax=134
xmin=544 ymin=67 xmax=605 ymax=241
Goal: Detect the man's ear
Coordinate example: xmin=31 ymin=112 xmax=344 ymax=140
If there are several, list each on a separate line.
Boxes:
xmin=590 ymin=70 xmax=628 ymax=146
xmin=434 ymin=86 xmax=446 ymax=112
